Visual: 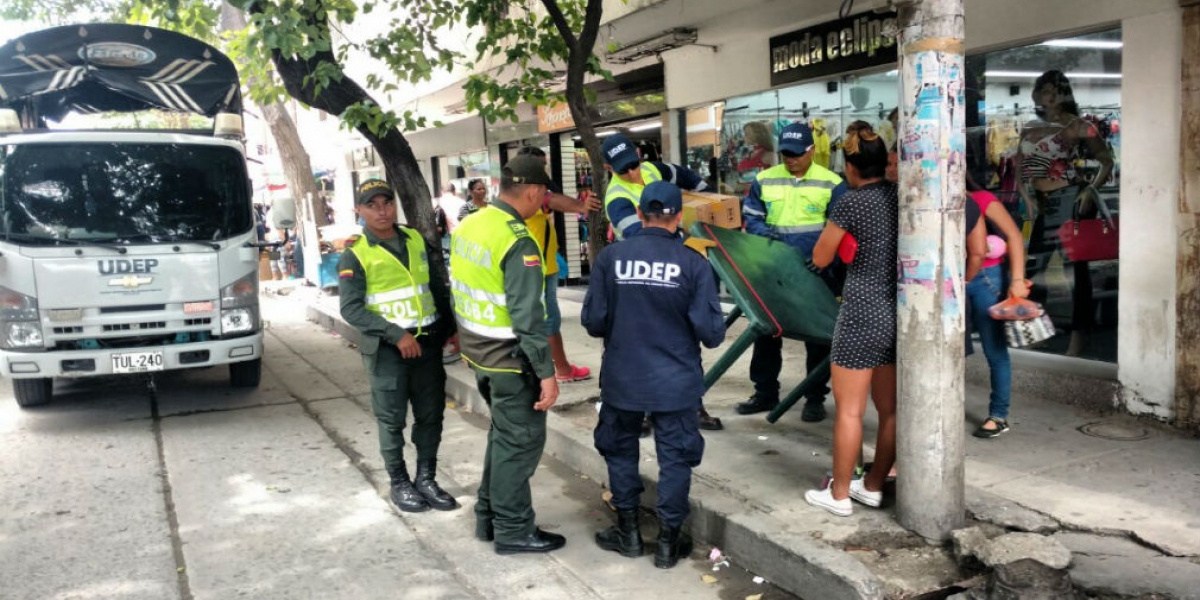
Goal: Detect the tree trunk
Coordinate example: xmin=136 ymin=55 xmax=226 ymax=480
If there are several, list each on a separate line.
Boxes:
xmin=264 ymin=50 xmax=434 ymax=245
xmin=895 ymin=0 xmax=967 ymax=542
xmin=221 ymin=4 xmax=327 ymax=232
xmin=554 ymin=0 xmax=609 ymax=264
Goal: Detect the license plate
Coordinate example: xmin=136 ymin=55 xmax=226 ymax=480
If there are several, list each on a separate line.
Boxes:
xmin=111 ymin=350 xmax=165 ymax=374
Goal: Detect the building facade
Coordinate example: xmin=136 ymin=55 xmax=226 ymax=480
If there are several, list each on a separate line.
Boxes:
xmin=333 ymin=0 xmax=1198 ymax=427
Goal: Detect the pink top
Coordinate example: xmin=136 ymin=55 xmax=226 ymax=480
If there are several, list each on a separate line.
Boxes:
xmin=970 ymin=190 xmax=1004 ymax=268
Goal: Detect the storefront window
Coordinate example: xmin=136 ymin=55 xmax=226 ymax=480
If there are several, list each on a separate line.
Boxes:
xmin=967 ymin=28 xmax=1122 ymax=362
xmin=710 ymin=71 xmax=899 ymax=195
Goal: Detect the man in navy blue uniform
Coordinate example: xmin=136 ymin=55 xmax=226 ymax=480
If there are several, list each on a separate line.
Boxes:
xmin=581 ymin=181 xmax=726 ymax=569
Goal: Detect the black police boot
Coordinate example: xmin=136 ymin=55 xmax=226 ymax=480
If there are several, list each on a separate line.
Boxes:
xmin=414 ymin=460 xmax=459 ymax=511
xmin=801 ymin=399 xmax=827 ymax=423
xmin=594 ymin=509 xmax=644 ymax=558
xmin=654 ymin=522 xmax=693 ymax=569
xmin=735 ymin=394 xmax=779 ymax=415
xmin=475 ymin=517 xmax=494 ymax=542
xmin=494 ymin=528 xmax=566 ymax=555
xmin=387 ymin=463 xmax=430 ymax=513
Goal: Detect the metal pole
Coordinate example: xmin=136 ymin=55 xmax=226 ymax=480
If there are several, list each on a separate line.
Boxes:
xmin=895 ymin=0 xmax=967 ymax=541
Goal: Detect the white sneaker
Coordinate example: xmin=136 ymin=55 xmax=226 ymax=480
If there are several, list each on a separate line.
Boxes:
xmin=804 ymin=486 xmax=852 ymax=517
xmin=849 ymin=478 xmax=883 ymax=508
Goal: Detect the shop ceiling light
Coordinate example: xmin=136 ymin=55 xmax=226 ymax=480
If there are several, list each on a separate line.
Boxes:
xmin=1041 ymin=39 xmax=1123 ymax=49
xmin=984 ymin=70 xmax=1122 ymax=79
xmin=606 ymin=27 xmax=701 ymax=64
xmin=629 ymin=122 xmax=662 ymax=132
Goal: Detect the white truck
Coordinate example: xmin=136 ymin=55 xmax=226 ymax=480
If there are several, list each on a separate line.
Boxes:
xmin=0 ymin=24 xmax=264 ymax=406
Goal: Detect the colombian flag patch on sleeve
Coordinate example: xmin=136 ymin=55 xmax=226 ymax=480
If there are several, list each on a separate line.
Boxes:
xmin=523 ymin=255 xmax=541 ymax=267
xmin=338 ymin=269 xmax=355 ymax=279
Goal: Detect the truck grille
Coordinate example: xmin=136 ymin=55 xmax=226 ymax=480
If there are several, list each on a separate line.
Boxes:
xmin=102 ymin=321 xmax=167 ymax=332
xmin=184 ymin=318 xmax=213 ymax=327
xmin=53 ymin=326 xmax=84 ymax=335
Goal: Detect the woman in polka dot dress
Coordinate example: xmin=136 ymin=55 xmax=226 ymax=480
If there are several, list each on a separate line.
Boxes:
xmin=803 ymin=122 xmax=898 ymax=517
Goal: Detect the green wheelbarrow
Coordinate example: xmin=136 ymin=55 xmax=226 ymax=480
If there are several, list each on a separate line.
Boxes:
xmin=690 ymin=222 xmax=840 ymax=423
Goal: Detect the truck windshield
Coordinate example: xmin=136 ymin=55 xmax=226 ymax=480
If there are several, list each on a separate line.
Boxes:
xmin=0 ymin=142 xmax=252 ymax=245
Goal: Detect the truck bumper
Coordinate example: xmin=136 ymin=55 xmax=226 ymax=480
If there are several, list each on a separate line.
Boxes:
xmin=0 ymin=333 xmax=264 ymax=378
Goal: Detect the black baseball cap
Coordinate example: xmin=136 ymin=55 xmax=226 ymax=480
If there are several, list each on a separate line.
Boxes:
xmin=640 ymin=181 xmax=683 ymax=215
xmin=502 ymin=155 xmax=553 ymax=186
xmin=356 ymin=179 xmax=394 ymax=205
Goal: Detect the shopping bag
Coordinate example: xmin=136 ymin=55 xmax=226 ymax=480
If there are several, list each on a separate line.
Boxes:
xmin=987 ymin=292 xmax=1043 ymax=321
xmin=1058 ymin=195 xmax=1118 ymax=262
xmin=1005 ymin=314 xmax=1056 ymax=348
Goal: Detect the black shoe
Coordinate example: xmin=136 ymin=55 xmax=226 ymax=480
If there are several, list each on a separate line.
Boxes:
xmin=654 ymin=523 xmax=694 ymax=569
xmin=495 ymin=528 xmax=566 ymax=555
xmin=595 ymin=509 xmax=644 ymax=558
xmin=414 ymin=460 xmax=459 ymax=511
xmin=475 ymin=517 xmax=494 ymax=542
xmin=736 ymin=395 xmax=779 ymax=415
xmin=801 ymin=400 xmax=827 ymax=423
xmin=973 ymin=417 xmax=1010 ymax=439
xmin=640 ymin=415 xmax=653 ymax=439
xmin=698 ymin=407 xmax=723 ymax=431
xmin=387 ymin=465 xmax=431 ymax=513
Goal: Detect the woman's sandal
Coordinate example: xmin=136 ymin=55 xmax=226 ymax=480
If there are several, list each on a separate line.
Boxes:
xmin=972 ymin=417 xmax=1010 ymax=439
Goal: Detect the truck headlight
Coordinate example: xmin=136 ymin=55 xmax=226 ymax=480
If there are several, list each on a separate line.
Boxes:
xmin=221 ymin=308 xmax=254 ymax=334
xmin=5 ymin=321 xmax=43 ymax=349
xmin=0 ymin=286 xmax=43 ymax=349
xmin=220 ymin=273 xmax=259 ymax=335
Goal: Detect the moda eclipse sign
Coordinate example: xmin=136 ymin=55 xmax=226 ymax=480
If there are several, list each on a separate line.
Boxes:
xmin=769 ymin=10 xmax=898 ymax=87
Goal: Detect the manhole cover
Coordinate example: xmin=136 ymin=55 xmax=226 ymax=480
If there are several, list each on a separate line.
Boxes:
xmin=1077 ymin=421 xmax=1150 ymax=441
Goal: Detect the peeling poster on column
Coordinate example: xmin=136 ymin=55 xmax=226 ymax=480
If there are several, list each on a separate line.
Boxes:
xmin=768 ymin=10 xmax=899 ymax=87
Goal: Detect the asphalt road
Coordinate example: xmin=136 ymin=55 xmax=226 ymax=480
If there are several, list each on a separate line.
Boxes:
xmin=0 ymin=294 xmax=793 ymax=600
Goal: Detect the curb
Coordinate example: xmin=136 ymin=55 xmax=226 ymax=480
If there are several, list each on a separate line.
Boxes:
xmin=306 ymin=301 xmax=886 ymax=600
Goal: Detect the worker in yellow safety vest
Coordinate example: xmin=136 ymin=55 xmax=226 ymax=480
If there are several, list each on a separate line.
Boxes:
xmin=737 ymin=122 xmax=848 ymax=423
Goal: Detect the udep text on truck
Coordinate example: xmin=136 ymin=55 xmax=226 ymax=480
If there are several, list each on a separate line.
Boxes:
xmin=0 ymin=24 xmax=264 ymax=406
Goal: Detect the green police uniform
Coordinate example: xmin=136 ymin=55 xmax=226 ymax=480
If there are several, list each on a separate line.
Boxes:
xmin=450 ymin=200 xmax=554 ymax=544
xmin=338 ymin=221 xmax=457 ymax=510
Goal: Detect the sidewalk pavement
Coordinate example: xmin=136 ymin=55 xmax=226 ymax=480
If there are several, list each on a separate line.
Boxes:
xmin=300 ymin=281 xmax=1200 ymax=600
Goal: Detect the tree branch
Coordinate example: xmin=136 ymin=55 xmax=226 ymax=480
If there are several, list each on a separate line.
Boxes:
xmin=540 ymin=0 xmax=578 ymax=50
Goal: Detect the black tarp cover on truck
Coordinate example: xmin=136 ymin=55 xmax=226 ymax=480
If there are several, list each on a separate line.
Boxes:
xmin=0 ymin=24 xmax=241 ymax=123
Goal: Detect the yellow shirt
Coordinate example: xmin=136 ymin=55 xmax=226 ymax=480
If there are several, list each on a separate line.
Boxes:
xmin=524 ymin=208 xmax=559 ymax=276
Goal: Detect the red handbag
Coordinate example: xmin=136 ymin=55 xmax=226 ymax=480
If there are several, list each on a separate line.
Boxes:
xmin=1058 ymin=195 xmax=1118 ymax=262
xmin=838 ymin=232 xmax=859 ymax=264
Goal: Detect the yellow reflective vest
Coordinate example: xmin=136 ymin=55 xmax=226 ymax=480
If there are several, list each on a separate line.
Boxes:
xmin=347 ymin=228 xmax=437 ymax=331
xmin=604 ymin=162 xmax=664 ymax=240
xmin=755 ymin=163 xmax=843 ymax=235
xmin=450 ymin=205 xmax=533 ymax=341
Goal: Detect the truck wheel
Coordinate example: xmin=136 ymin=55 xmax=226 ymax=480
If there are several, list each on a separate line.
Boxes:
xmin=13 ymin=378 xmax=53 ymax=407
xmin=229 ymin=358 xmax=262 ymax=388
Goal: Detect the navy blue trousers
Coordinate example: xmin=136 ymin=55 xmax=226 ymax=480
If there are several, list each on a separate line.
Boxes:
xmin=593 ymin=403 xmax=704 ymax=528
xmin=749 ymin=336 xmax=830 ymax=403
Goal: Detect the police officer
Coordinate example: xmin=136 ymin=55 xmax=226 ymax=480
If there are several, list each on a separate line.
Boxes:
xmin=450 ymin=155 xmax=564 ymax=555
xmin=339 ymin=179 xmax=459 ymax=513
xmin=600 ymin=134 xmax=723 ymax=431
xmin=737 ymin=123 xmax=847 ymax=423
xmin=581 ymin=181 xmax=727 ymax=569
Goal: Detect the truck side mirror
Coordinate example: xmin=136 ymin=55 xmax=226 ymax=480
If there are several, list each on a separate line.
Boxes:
xmin=271 ymin=197 xmax=296 ymax=229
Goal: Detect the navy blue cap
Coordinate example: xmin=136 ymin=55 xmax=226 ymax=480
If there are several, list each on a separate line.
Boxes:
xmin=639 ymin=181 xmax=683 ymax=215
xmin=778 ymin=122 xmax=815 ymax=155
xmin=601 ymin=134 xmax=640 ymax=173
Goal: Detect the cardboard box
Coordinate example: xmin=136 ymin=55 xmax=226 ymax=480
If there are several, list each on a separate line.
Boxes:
xmin=681 ymin=191 xmax=742 ymax=230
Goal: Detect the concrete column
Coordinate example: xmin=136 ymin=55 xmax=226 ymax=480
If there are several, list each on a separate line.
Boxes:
xmin=1118 ymin=9 xmax=1183 ymax=420
xmin=894 ymin=0 xmax=967 ymax=541
xmin=1176 ymin=0 xmax=1200 ymax=431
